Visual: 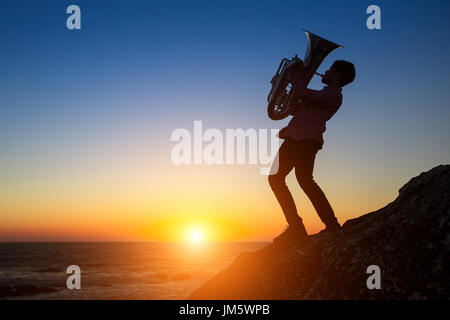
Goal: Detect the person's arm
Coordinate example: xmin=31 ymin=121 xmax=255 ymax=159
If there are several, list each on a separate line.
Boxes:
xmin=290 ymin=69 xmax=338 ymax=107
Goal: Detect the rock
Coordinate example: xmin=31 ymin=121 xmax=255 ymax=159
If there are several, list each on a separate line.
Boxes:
xmin=189 ymin=165 xmax=450 ymax=299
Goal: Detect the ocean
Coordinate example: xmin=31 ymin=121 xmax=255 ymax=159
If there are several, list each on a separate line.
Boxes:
xmin=0 ymin=242 xmax=268 ymax=299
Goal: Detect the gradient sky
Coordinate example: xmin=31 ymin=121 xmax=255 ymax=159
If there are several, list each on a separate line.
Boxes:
xmin=1 ymin=0 xmax=449 ymax=241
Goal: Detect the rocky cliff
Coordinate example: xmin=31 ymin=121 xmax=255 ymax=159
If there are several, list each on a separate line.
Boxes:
xmin=189 ymin=165 xmax=450 ymax=299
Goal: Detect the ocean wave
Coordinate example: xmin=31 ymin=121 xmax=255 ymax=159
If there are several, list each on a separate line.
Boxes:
xmin=0 ymin=284 xmax=58 ymax=298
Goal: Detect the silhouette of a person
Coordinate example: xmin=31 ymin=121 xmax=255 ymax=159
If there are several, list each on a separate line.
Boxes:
xmin=268 ymin=60 xmax=356 ymax=243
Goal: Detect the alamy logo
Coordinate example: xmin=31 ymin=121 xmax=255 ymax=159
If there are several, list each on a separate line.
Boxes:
xmin=66 ymin=5 xmax=81 ymax=30
xmin=66 ymin=265 xmax=81 ymax=289
xmin=170 ymin=121 xmax=281 ymax=175
xmin=366 ymin=265 xmax=381 ymax=289
xmin=366 ymin=5 xmax=381 ymax=30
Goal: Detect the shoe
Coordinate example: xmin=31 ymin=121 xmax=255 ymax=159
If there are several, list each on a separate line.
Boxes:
xmin=273 ymin=223 xmax=307 ymax=244
xmin=319 ymin=222 xmax=341 ymax=234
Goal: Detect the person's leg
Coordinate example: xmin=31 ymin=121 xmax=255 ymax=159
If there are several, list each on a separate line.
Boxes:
xmin=293 ymin=140 xmax=340 ymax=228
xmin=268 ymin=138 xmax=304 ymax=227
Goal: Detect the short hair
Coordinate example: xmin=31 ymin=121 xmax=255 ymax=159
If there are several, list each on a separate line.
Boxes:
xmin=331 ymin=60 xmax=355 ymax=87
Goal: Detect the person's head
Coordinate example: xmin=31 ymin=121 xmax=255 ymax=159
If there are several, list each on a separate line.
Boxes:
xmin=321 ymin=60 xmax=355 ymax=87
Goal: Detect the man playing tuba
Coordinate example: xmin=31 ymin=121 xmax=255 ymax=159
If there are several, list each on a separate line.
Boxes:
xmin=268 ymin=59 xmax=356 ymax=244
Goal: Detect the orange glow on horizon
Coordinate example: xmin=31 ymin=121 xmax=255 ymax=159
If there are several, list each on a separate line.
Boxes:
xmin=139 ymin=215 xmax=254 ymax=242
xmin=0 ymin=148 xmax=404 ymax=242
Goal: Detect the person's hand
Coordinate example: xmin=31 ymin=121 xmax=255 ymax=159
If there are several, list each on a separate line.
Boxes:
xmin=277 ymin=127 xmax=289 ymax=139
xmin=289 ymin=103 xmax=297 ymax=115
xmin=289 ymin=60 xmax=305 ymax=83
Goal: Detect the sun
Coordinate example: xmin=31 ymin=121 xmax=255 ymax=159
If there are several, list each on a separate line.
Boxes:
xmin=189 ymin=229 xmax=204 ymax=243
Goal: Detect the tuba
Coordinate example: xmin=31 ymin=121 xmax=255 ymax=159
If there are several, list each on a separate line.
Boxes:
xmin=267 ymin=30 xmax=342 ymax=120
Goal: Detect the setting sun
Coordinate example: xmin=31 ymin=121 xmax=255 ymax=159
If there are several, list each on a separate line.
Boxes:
xmin=141 ymin=216 xmax=253 ymax=242
xmin=189 ymin=229 xmax=204 ymax=243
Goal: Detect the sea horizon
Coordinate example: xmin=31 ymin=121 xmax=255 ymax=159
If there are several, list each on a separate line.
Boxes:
xmin=0 ymin=240 xmax=271 ymax=243
xmin=0 ymin=241 xmax=269 ymax=300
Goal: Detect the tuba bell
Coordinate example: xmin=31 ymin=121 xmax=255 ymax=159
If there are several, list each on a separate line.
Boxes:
xmin=267 ymin=30 xmax=342 ymax=120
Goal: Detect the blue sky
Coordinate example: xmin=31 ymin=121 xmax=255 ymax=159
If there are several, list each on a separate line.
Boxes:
xmin=0 ymin=0 xmax=449 ymax=240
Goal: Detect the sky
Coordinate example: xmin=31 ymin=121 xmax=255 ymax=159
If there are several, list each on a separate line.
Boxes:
xmin=0 ymin=0 xmax=449 ymax=241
